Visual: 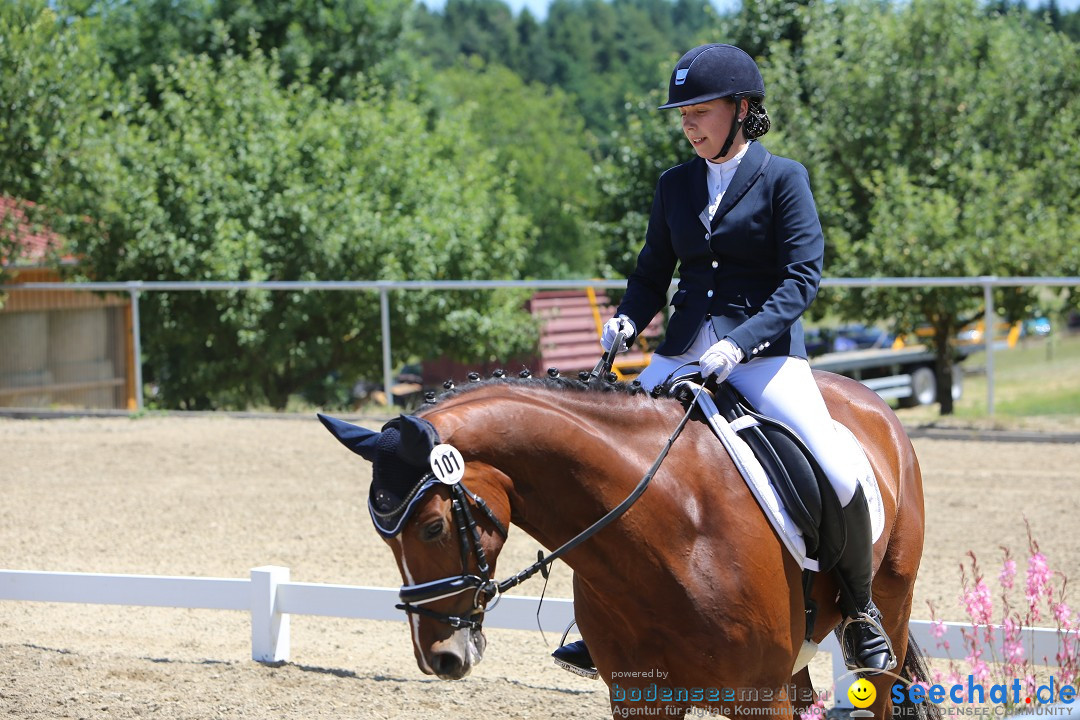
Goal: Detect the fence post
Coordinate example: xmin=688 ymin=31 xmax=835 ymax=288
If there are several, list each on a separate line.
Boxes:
xmin=380 ymin=287 xmax=393 ymax=408
xmin=127 ymin=283 xmax=144 ymax=412
xmin=250 ymin=566 xmax=290 ymax=663
xmin=983 ymin=279 xmax=996 ymax=416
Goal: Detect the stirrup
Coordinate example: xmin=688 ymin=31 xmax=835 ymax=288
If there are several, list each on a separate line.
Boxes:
xmin=553 ymin=654 xmax=599 ymax=680
xmin=552 ymin=622 xmax=598 ymax=680
xmin=837 ymin=609 xmax=897 ymax=675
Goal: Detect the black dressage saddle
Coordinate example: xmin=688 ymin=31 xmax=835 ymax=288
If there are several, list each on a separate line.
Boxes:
xmin=706 ymin=382 xmax=847 ymax=573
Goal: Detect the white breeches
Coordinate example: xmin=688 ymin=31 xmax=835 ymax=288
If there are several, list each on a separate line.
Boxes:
xmin=636 ymin=322 xmax=862 ymax=506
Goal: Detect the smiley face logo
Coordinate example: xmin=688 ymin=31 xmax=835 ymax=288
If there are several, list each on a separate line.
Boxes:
xmin=847 ymin=678 xmax=876 ymax=708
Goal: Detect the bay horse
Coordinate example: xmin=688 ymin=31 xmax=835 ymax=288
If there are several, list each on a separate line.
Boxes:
xmin=320 ymin=370 xmax=939 ymax=718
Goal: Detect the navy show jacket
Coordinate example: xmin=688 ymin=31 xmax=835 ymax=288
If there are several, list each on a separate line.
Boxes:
xmin=615 ymin=140 xmax=824 ymax=362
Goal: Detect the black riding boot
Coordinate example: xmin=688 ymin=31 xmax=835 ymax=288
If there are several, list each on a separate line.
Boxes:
xmin=834 ymin=484 xmax=896 ymax=674
xmin=552 ymin=639 xmax=597 ymax=679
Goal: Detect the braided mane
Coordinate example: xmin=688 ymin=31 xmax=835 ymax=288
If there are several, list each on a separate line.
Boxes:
xmin=420 ymin=370 xmax=651 ymax=408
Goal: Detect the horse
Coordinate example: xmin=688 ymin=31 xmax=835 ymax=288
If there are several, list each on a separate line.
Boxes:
xmin=320 ymin=370 xmax=940 ymax=719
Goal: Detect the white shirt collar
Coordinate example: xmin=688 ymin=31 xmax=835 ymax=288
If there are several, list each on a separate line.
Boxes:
xmin=706 ymin=143 xmax=750 ymax=219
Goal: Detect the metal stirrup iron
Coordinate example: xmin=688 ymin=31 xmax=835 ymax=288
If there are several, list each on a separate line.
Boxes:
xmin=837 ymin=610 xmax=897 ymax=673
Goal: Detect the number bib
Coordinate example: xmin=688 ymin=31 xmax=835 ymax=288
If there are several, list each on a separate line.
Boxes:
xmin=429 ymin=443 xmax=465 ymax=485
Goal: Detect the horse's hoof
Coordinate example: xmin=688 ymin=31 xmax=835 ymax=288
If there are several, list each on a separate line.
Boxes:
xmin=552 ymin=640 xmax=598 ymax=680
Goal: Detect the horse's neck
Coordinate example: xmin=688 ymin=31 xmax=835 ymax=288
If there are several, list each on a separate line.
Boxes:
xmin=432 ymin=386 xmax=676 ymax=576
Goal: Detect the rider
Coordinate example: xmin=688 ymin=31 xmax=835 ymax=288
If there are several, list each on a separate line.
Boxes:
xmin=552 ymin=43 xmax=895 ymax=676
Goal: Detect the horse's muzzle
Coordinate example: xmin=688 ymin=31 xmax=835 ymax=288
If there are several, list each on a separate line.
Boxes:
xmin=427 ymin=626 xmax=486 ymax=680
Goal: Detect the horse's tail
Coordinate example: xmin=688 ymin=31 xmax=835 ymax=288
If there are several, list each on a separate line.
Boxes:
xmin=895 ymin=635 xmax=944 ymax=720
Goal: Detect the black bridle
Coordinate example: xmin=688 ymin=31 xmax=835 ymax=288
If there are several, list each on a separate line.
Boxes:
xmin=393 ymin=334 xmax=706 ymax=632
xmin=395 ymin=481 xmax=509 ymax=631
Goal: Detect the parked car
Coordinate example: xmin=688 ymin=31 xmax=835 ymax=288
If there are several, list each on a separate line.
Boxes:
xmin=806 ymin=324 xmax=895 ymax=356
xmin=1021 ymin=316 xmax=1052 ymax=337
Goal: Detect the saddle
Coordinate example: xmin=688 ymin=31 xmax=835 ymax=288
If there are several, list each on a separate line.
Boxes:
xmin=664 ymin=375 xmax=884 ymax=570
xmin=710 ymin=382 xmax=846 ymax=572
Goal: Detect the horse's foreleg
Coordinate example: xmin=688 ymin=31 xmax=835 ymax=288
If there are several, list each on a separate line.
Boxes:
xmin=790 ymin=666 xmax=816 ymax=716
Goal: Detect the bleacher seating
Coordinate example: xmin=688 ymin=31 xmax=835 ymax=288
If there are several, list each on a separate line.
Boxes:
xmin=421 ymin=288 xmax=665 ymax=389
xmin=527 ymin=289 xmax=663 ymax=379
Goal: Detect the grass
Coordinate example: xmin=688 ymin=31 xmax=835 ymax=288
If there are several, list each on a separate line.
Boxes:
xmin=892 ymin=331 xmax=1080 ymax=432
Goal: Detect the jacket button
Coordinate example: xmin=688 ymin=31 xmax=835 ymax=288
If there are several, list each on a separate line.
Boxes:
xmin=707 ymin=290 xmax=714 ymax=298
xmin=711 ymin=261 xmax=719 ymax=269
xmin=705 ymin=232 xmax=711 ymax=241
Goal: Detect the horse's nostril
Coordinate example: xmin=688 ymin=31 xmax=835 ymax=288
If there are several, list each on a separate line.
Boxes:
xmin=430 ymin=651 xmax=464 ymax=678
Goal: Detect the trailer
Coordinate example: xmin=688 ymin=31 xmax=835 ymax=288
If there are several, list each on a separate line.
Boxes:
xmin=809 ymin=344 xmax=969 ymax=407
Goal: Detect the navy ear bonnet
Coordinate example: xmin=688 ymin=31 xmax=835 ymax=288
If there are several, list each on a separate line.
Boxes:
xmin=317 ymin=413 xmax=443 ymax=538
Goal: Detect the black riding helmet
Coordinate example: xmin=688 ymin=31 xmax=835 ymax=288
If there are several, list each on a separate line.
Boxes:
xmin=659 ymin=43 xmax=767 ymax=159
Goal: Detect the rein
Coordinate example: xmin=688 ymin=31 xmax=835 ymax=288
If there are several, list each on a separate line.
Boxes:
xmin=394 ymin=334 xmax=708 ymax=632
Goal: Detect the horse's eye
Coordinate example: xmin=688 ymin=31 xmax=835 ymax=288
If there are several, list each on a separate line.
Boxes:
xmin=422 ymin=520 xmax=445 ymax=542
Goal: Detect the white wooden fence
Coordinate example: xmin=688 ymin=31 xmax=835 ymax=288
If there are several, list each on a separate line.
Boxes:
xmin=2 ymin=566 xmax=1075 ymax=710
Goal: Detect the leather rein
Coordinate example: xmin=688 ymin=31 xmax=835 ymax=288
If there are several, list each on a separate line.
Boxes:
xmin=394 ymin=333 xmax=707 ymax=632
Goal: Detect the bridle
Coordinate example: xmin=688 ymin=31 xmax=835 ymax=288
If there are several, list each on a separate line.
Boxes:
xmin=394 ymin=480 xmax=508 ymax=631
xmin=393 ymin=334 xmax=707 ymax=632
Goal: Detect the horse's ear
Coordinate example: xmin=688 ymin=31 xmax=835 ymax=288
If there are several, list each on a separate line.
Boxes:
xmin=396 ymin=415 xmax=440 ymax=467
xmin=317 ymin=413 xmax=381 ymax=462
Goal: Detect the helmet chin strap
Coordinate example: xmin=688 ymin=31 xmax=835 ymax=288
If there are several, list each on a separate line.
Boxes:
xmin=712 ymin=94 xmax=746 ymax=161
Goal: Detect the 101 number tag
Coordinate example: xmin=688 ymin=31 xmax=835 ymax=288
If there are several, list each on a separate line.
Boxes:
xmin=429 ymin=444 xmax=465 ymax=485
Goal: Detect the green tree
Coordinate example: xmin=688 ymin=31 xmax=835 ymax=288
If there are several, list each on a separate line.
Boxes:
xmin=213 ymin=0 xmax=414 ymax=95
xmin=432 ymin=58 xmax=601 ymax=278
xmin=764 ymin=0 xmax=1080 ymax=413
xmin=64 ymin=49 xmax=535 ymax=409
xmin=417 ymin=0 xmax=717 ymax=130
xmin=67 ymin=0 xmax=216 ymax=93
xmin=0 ymin=1 xmax=115 ymax=281
xmin=590 ymin=93 xmax=687 ymax=282
xmin=728 ymin=0 xmax=811 ymax=60
xmin=82 ymin=0 xmax=413 ymax=98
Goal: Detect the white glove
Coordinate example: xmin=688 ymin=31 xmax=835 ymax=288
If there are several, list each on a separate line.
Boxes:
xmin=699 ymin=338 xmax=744 ymax=382
xmin=601 ymin=315 xmax=636 ymax=353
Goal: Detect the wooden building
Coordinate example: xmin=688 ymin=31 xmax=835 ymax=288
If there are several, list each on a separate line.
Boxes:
xmin=0 ymin=197 xmax=136 ymax=411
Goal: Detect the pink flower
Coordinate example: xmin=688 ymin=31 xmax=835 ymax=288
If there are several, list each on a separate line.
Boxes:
xmin=963 ymin=577 xmax=994 ymax=626
xmin=931 ymin=618 xmax=947 ymax=639
xmin=1000 ymin=553 xmax=1017 ymax=591
xmin=1002 ymin=616 xmax=1025 ymax=669
xmin=1027 ymin=552 xmax=1052 ymax=620
xmin=1053 ymin=601 xmax=1073 ymax=629
xmin=965 ymin=647 xmax=991 ymax=683
xmin=799 ymin=691 xmax=827 ymax=720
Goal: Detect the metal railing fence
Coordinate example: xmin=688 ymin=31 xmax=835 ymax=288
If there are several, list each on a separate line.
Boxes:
xmin=1 ymin=276 xmax=1078 ymax=414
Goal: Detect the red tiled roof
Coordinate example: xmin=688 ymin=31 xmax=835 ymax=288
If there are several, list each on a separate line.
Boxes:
xmin=0 ymin=195 xmax=69 ymax=267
